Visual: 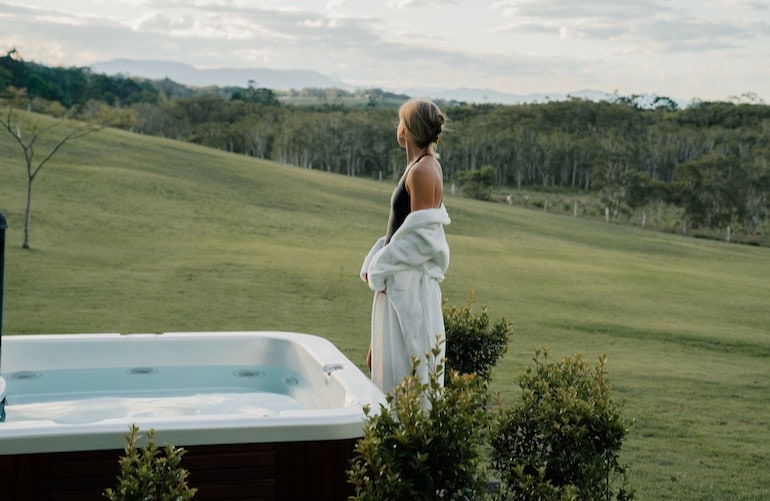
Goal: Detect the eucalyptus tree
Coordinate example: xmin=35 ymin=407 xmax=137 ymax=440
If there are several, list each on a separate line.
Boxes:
xmin=743 ymin=152 xmax=770 ymax=235
xmin=593 ymin=133 xmax=639 ymax=220
xmin=674 ymin=153 xmax=747 ymax=240
xmin=229 ymin=106 xmax=283 ymax=159
xmin=733 ymin=126 xmax=770 ymax=236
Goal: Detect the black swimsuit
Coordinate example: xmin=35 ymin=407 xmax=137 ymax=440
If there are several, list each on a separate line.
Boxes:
xmin=384 ymin=154 xmax=430 ymax=244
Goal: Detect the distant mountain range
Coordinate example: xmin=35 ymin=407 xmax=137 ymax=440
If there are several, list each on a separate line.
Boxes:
xmin=91 ymin=59 xmax=686 ymax=107
xmin=401 ymin=87 xmax=618 ymax=105
xmin=91 ymin=59 xmax=348 ymax=90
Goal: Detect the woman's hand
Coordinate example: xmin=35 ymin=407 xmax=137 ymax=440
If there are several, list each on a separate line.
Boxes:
xmin=366 ymin=345 xmax=372 ymax=370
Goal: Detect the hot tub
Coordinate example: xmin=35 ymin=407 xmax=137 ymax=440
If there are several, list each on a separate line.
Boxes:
xmin=0 ymin=331 xmax=385 ymax=500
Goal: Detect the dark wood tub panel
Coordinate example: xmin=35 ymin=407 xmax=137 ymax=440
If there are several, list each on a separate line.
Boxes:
xmin=0 ymin=438 xmax=357 ymax=501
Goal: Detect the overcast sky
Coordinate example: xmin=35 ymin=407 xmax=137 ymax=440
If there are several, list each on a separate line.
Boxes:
xmin=1 ymin=0 xmax=768 ymax=102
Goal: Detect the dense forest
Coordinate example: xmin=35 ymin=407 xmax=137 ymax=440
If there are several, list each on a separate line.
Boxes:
xmin=2 ymin=49 xmax=769 ymax=244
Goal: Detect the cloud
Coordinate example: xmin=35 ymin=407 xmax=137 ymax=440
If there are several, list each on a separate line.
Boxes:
xmin=495 ymin=20 xmax=627 ymax=40
xmin=491 ymin=0 xmax=673 ymax=21
xmin=490 ymin=0 xmax=769 ymax=54
xmin=0 ymin=0 xmax=767 ymax=100
xmin=133 ymin=12 xmax=195 ymax=32
xmin=640 ymin=18 xmax=744 ymax=43
xmin=720 ymin=0 xmax=769 ymax=11
xmin=387 ymin=0 xmax=457 ymax=7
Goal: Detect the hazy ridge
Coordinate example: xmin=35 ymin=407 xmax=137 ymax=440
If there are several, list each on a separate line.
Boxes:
xmin=92 ymin=58 xmax=687 ymax=106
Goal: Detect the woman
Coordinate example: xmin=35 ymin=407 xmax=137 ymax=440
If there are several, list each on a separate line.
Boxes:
xmin=360 ymin=98 xmax=450 ymax=396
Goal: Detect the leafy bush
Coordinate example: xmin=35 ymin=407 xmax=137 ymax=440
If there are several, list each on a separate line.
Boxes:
xmin=348 ymin=346 xmax=492 ymax=500
xmin=104 ymin=424 xmax=197 ymax=501
xmin=456 ymin=165 xmax=498 ymax=201
xmin=491 ymin=350 xmax=634 ymax=500
xmin=444 ymin=292 xmax=512 ymax=382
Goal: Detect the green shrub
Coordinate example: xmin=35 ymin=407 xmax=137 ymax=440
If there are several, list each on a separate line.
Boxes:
xmin=104 ymin=424 xmax=197 ymax=501
xmin=491 ymin=350 xmax=634 ymax=500
xmin=456 ymin=165 xmax=498 ymax=201
xmin=348 ymin=346 xmax=491 ymax=500
xmin=444 ymin=292 xmax=512 ymax=382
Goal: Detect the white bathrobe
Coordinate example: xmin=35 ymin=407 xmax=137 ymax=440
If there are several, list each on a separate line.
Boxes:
xmin=360 ymin=204 xmax=450 ymax=395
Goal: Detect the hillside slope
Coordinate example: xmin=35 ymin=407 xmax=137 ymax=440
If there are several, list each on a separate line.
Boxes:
xmin=1 ymin=115 xmax=769 ymax=499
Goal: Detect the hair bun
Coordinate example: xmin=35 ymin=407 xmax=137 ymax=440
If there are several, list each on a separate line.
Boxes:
xmin=399 ymin=98 xmax=447 ymax=149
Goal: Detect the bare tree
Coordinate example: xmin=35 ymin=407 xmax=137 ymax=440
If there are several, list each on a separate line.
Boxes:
xmin=0 ymin=107 xmax=101 ymax=249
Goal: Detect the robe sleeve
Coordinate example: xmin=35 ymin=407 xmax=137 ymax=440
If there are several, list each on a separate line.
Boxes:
xmin=360 ymin=237 xmax=385 ymax=283
xmin=366 ymin=223 xmax=444 ymax=292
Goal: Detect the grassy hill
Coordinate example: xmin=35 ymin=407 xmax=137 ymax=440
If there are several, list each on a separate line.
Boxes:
xmin=1 ymin=112 xmax=768 ymax=499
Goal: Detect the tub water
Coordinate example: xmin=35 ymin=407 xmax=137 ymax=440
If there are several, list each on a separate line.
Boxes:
xmin=0 ymin=331 xmax=385 ymax=500
xmin=5 ymin=364 xmax=316 ymax=424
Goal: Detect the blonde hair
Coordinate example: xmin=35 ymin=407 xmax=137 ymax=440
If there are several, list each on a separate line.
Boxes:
xmin=399 ymin=98 xmax=447 ymax=154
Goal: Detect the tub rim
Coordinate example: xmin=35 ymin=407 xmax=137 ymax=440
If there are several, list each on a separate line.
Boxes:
xmin=0 ymin=331 xmax=385 ymax=455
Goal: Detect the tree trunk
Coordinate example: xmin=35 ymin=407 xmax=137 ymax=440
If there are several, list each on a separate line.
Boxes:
xmin=23 ymin=177 xmax=33 ymax=249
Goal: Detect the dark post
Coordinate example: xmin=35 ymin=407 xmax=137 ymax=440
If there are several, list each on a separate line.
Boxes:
xmin=0 ymin=211 xmax=5 ymax=357
xmin=0 ymin=211 xmax=6 ymax=421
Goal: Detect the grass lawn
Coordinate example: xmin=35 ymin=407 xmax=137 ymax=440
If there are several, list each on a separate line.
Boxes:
xmin=1 ymin=113 xmax=768 ymax=499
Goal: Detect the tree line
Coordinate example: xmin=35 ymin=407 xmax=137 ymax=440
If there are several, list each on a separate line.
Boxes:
xmin=2 ymin=49 xmax=769 ymax=243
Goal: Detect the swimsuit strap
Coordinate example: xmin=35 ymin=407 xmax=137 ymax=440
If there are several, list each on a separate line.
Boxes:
xmin=408 ymin=153 xmax=430 ymax=170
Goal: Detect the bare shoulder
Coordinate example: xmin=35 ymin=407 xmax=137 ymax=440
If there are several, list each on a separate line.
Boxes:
xmin=409 ymin=155 xmax=442 ymax=182
xmin=407 ymin=155 xmax=443 ymax=210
